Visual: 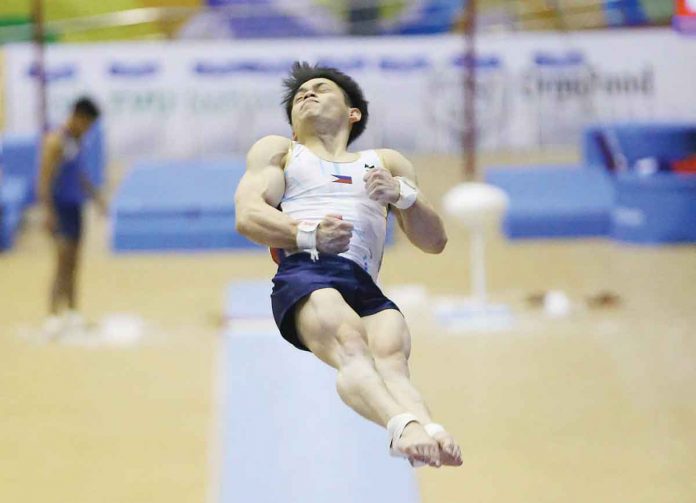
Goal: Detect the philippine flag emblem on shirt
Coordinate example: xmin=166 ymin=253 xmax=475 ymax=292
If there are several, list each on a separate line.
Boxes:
xmin=332 ymin=174 xmax=353 ymax=184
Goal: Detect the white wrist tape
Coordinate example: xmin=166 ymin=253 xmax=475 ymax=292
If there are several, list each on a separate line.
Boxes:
xmin=296 ymin=221 xmax=319 ymax=261
xmin=393 ymin=176 xmax=418 ymax=210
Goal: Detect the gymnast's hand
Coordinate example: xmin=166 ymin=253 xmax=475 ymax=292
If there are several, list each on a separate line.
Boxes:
xmin=316 ymin=214 xmax=353 ymax=254
xmin=364 ymin=167 xmax=400 ymax=206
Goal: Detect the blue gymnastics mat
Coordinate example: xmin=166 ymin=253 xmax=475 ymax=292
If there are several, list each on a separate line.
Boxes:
xmin=112 ymin=159 xmax=260 ymax=252
xmin=485 ymin=165 xmax=614 ymax=239
xmin=582 ymin=123 xmax=696 ymax=170
xmin=0 ymin=177 xmax=30 ymax=251
xmin=612 ymin=172 xmax=696 ymax=244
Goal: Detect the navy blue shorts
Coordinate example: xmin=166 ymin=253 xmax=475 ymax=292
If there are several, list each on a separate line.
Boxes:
xmin=271 ymin=253 xmax=400 ymax=351
xmin=54 ymin=203 xmax=83 ymax=241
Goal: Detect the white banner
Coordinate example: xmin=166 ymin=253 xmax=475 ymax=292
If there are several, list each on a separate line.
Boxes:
xmin=2 ymin=29 xmax=696 ymax=160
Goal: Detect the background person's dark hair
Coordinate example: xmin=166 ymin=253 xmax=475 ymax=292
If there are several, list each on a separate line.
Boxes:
xmin=282 ymin=61 xmax=369 ymax=146
xmin=72 ymin=97 xmax=100 ymax=120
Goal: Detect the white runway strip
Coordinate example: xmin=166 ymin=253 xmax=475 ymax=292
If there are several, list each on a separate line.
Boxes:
xmin=217 ymin=282 xmax=420 ymax=503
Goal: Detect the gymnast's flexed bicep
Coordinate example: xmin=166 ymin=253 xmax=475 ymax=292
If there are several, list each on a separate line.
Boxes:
xmin=235 ymin=135 xmax=298 ymax=249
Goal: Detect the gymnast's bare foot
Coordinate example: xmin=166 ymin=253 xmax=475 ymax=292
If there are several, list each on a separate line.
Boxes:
xmin=430 ymin=428 xmax=463 ymax=466
xmin=396 ymin=422 xmax=441 ymax=467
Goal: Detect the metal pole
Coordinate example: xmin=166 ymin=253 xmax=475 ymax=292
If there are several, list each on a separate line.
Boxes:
xmin=463 ymin=0 xmax=477 ymax=181
xmin=31 ymin=0 xmax=48 ymax=132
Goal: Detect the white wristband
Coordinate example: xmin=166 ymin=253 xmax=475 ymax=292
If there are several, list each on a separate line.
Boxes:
xmin=296 ymin=221 xmax=319 ymax=261
xmin=393 ymin=176 xmax=418 ymax=210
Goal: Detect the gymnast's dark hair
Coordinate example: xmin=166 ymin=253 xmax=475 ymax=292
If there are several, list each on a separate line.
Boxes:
xmin=282 ymin=61 xmax=368 ymax=145
xmin=72 ymin=96 xmax=100 ymax=120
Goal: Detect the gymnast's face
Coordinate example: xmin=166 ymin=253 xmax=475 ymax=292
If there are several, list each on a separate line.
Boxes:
xmin=291 ymin=78 xmax=360 ymax=131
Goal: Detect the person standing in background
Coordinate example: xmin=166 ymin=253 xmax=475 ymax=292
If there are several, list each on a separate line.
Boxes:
xmin=38 ymin=97 xmax=105 ymax=338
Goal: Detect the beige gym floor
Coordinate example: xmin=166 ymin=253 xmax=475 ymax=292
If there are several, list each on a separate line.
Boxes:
xmin=1 ymin=154 xmax=694 ymax=503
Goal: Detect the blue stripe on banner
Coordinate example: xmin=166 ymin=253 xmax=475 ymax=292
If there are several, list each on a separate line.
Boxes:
xmin=193 ymin=60 xmax=293 ymax=75
xmin=379 ymin=56 xmax=430 ymax=71
xmin=27 ymin=63 xmax=76 ymax=81
xmin=533 ymin=51 xmax=585 ymax=67
xmin=316 ymin=57 xmax=367 ymax=71
xmin=451 ymin=53 xmax=502 ymax=69
xmin=109 ymin=62 xmax=160 ymax=77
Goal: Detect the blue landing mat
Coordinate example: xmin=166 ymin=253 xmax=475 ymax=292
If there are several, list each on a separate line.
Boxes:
xmin=582 ymin=123 xmax=696 ymax=170
xmin=112 ymin=159 xmax=259 ymax=251
xmin=485 ymin=166 xmax=614 ymax=239
xmin=612 ymin=172 xmax=696 ymax=244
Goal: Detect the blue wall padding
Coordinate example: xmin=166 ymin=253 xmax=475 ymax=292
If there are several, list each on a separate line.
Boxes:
xmin=112 ymin=159 xmax=259 ymax=252
xmin=485 ymin=165 xmax=614 ymax=239
xmin=583 ymin=123 xmax=696 ymax=170
xmin=0 ymin=177 xmax=30 ymax=251
xmin=612 ymin=172 xmax=696 ymax=244
xmin=1 ymin=134 xmax=39 ymax=205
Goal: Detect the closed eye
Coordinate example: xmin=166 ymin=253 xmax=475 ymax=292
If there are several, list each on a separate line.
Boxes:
xmin=294 ymin=82 xmax=331 ymax=103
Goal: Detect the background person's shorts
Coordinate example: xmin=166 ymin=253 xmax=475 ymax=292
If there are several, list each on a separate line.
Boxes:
xmin=54 ymin=203 xmax=83 ymax=241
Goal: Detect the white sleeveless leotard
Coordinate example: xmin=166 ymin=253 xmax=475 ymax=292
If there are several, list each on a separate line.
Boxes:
xmin=280 ymin=142 xmax=388 ymax=281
